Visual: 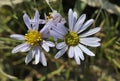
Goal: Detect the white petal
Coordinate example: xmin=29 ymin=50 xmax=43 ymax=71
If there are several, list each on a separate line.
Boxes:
xmin=68 ymin=46 xmax=74 ymax=58
xmin=74 ymin=14 xmax=86 ymax=32
xmin=44 ymin=13 xmax=47 ymax=20
xmin=72 ymin=12 xmax=77 ymax=29
xmin=51 ymin=23 xmax=66 ymax=36
xmin=74 ymin=46 xmax=84 ymax=60
xmin=35 ymin=46 xmax=41 ymax=64
xmin=20 ymin=44 xmax=30 ymax=52
xmin=50 ymin=30 xmax=64 ymax=40
xmin=78 ymin=44 xmax=95 ymax=56
xmin=25 ymin=50 xmax=35 ymax=64
xmin=80 ymin=37 xmax=101 ymax=47
xmin=40 ymin=24 xmax=50 ymax=38
xmin=80 ymin=37 xmax=101 ymax=42
xmin=78 ymin=19 xmax=94 ymax=33
xmin=41 ymin=41 xmax=49 ymax=52
xmin=68 ymin=9 xmax=74 ymax=30
xmin=40 ymin=52 xmax=47 ymax=66
xmin=31 ymin=20 xmax=39 ymax=30
xmin=23 ymin=13 xmax=31 ymax=30
xmin=56 ymin=42 xmax=67 ymax=49
xmin=10 ymin=34 xmax=25 ymax=40
xmin=80 ymin=39 xmax=101 ymax=47
xmin=55 ymin=46 xmax=68 ymax=59
xmin=53 ymin=17 xmax=61 ymax=24
xmin=45 ymin=41 xmax=55 ymax=47
xmin=40 ymin=23 xmax=49 ymax=34
xmin=31 ymin=10 xmax=40 ymax=30
xmin=12 ymin=43 xmax=30 ymax=53
xmin=34 ymin=10 xmax=40 ymax=21
xmin=56 ymin=23 xmax=68 ymax=35
xmin=40 ymin=19 xmax=46 ymax=24
xmin=73 ymin=12 xmax=77 ymax=19
xmin=48 ymin=23 xmax=65 ymax=40
xmin=41 ymin=22 xmax=67 ymax=40
xmin=74 ymin=52 xmax=81 ymax=65
xmin=80 ymin=27 xmax=101 ymax=37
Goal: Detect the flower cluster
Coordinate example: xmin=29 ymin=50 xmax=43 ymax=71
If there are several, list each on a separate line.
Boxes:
xmin=10 ymin=9 xmax=101 ymax=66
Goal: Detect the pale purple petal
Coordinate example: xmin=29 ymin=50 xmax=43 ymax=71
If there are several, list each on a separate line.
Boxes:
xmin=40 ymin=52 xmax=47 ymax=66
xmin=49 ymin=23 xmax=67 ymax=39
xmin=81 ymin=42 xmax=100 ymax=47
xmin=56 ymin=23 xmax=68 ymax=35
xmin=40 ymin=19 xmax=46 ymax=24
xmin=78 ymin=44 xmax=95 ymax=56
xmin=80 ymin=37 xmax=101 ymax=42
xmin=35 ymin=46 xmax=41 ymax=64
xmin=74 ymin=52 xmax=81 ymax=65
xmin=80 ymin=37 xmax=100 ymax=47
xmin=34 ymin=10 xmax=40 ymax=21
xmin=74 ymin=14 xmax=86 ymax=32
xmin=56 ymin=42 xmax=67 ymax=49
xmin=80 ymin=27 xmax=101 ymax=37
xmin=74 ymin=46 xmax=84 ymax=60
xmin=40 ymin=24 xmax=50 ymax=38
xmin=50 ymin=23 xmax=66 ymax=36
xmin=41 ymin=21 xmax=67 ymax=40
xmin=44 ymin=13 xmax=47 ymax=20
xmin=31 ymin=21 xmax=39 ymax=30
xmin=40 ymin=22 xmax=64 ymax=39
xmin=20 ymin=44 xmax=31 ymax=52
xmin=10 ymin=34 xmax=25 ymax=40
xmin=61 ymin=18 xmax=66 ymax=24
xmin=31 ymin=10 xmax=40 ymax=30
xmin=68 ymin=46 xmax=74 ymax=58
xmin=78 ymin=19 xmax=94 ymax=33
xmin=50 ymin=29 xmax=64 ymax=40
xmin=80 ymin=37 xmax=101 ymax=47
xmin=12 ymin=43 xmax=30 ymax=53
xmin=45 ymin=41 xmax=55 ymax=47
xmin=53 ymin=17 xmax=60 ymax=24
xmin=23 ymin=13 xmax=31 ymax=30
xmin=40 ymin=21 xmax=49 ymax=33
xmin=80 ymin=41 xmax=100 ymax=47
xmin=25 ymin=49 xmax=35 ymax=64
xmin=55 ymin=46 xmax=68 ymax=59
xmin=72 ymin=12 xmax=77 ymax=29
xmin=41 ymin=41 xmax=49 ymax=52
xmin=68 ymin=9 xmax=74 ymax=30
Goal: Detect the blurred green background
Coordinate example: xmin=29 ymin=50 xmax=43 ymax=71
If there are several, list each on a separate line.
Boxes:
xmin=0 ymin=0 xmax=120 ymax=81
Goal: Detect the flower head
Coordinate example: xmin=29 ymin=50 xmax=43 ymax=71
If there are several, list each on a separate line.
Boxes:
xmin=46 ymin=10 xmax=66 ymax=24
xmin=54 ymin=9 xmax=101 ymax=65
xmin=10 ymin=10 xmax=55 ymax=66
xmin=42 ymin=10 xmax=66 ymax=40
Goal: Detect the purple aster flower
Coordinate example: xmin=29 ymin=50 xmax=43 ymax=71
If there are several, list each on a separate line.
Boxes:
xmin=54 ymin=9 xmax=101 ymax=65
xmin=10 ymin=10 xmax=55 ymax=66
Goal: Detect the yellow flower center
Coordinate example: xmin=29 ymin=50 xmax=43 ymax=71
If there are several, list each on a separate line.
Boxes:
xmin=64 ymin=32 xmax=79 ymax=46
xmin=25 ymin=30 xmax=42 ymax=46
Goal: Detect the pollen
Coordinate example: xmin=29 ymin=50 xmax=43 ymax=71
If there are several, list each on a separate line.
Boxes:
xmin=25 ymin=30 xmax=42 ymax=46
xmin=64 ymin=31 xmax=79 ymax=46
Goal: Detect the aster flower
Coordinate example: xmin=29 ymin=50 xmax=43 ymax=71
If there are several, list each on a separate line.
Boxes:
xmin=54 ymin=9 xmax=101 ymax=65
xmin=10 ymin=10 xmax=55 ymax=66
xmin=42 ymin=10 xmax=66 ymax=40
xmin=45 ymin=10 xmax=66 ymax=24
